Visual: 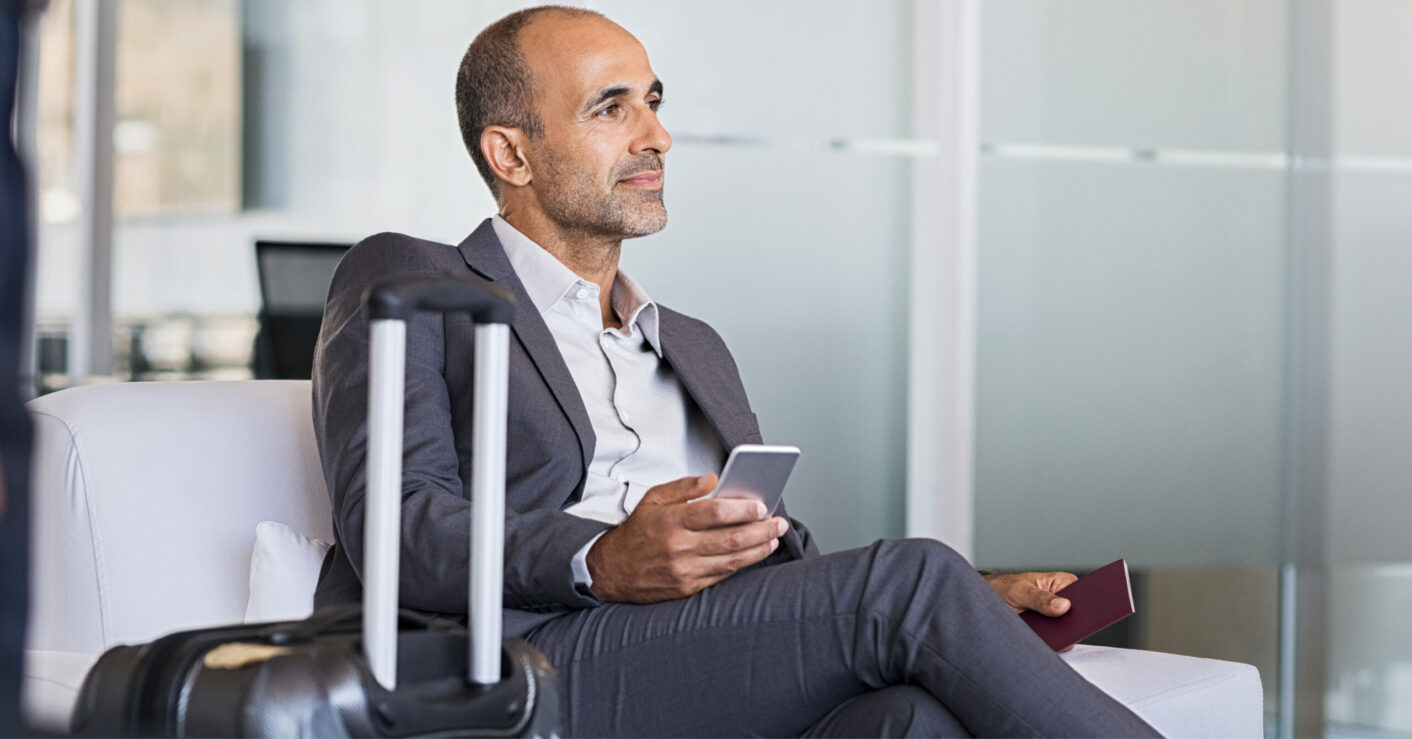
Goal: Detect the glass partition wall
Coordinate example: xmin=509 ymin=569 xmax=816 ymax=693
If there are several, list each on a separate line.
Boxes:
xmin=1321 ymin=2 xmax=1412 ymax=735
xmin=975 ymin=1 xmax=1412 ymax=736
xmin=975 ymin=6 xmax=1289 ymax=733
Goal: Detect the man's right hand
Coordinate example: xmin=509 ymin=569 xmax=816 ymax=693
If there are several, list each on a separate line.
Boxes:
xmin=585 ymin=474 xmax=788 ymax=603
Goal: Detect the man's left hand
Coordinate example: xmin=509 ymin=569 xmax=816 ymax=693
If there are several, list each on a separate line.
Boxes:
xmin=983 ymin=571 xmax=1077 ymax=617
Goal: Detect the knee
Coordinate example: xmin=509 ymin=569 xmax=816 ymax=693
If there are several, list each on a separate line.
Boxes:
xmin=879 ymin=537 xmax=973 ymax=577
xmin=856 ymin=539 xmax=988 ymax=619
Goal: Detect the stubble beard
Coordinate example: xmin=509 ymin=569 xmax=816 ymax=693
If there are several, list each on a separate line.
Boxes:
xmin=537 ymin=152 xmax=668 ymax=241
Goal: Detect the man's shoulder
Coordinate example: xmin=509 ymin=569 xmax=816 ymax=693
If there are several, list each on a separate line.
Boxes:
xmin=322 ymin=232 xmax=475 ymax=323
xmin=337 ymin=232 xmax=467 ymax=276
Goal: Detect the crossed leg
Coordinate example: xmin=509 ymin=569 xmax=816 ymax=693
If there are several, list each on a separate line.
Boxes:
xmin=527 ymin=539 xmax=1157 ymax=737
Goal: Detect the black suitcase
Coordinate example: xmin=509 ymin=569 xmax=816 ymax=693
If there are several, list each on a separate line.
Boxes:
xmin=71 ymin=273 xmax=564 ymax=737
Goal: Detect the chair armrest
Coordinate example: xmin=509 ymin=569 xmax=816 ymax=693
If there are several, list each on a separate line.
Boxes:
xmin=1062 ymin=645 xmax=1264 ymax=737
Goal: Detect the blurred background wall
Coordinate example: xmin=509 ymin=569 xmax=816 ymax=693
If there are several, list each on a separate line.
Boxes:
xmin=21 ymin=1 xmax=1412 ymax=736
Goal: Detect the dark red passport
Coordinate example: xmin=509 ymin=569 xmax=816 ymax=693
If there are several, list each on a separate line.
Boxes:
xmin=1019 ymin=559 xmax=1134 ymax=651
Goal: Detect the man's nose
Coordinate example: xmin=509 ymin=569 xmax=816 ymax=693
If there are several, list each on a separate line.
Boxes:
xmin=634 ymin=108 xmax=672 ymax=155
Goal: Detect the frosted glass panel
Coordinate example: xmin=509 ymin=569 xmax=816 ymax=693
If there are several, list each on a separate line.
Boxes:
xmin=982 ymin=0 xmax=1288 ymax=150
xmin=1332 ymin=0 xmax=1412 ymax=156
xmin=974 ymin=159 xmax=1286 ymax=569
xmin=1321 ymin=6 xmax=1412 ymax=726
xmin=622 ymin=144 xmax=910 ymax=553
xmin=1327 ymin=173 xmax=1412 ymax=563
xmin=1327 ymin=565 xmax=1412 ymax=732
xmin=597 ymin=0 xmax=913 ymax=140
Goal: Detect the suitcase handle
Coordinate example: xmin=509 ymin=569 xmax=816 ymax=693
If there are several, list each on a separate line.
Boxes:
xmin=362 ymin=272 xmax=514 ymax=690
xmin=364 ymin=272 xmax=514 ymax=323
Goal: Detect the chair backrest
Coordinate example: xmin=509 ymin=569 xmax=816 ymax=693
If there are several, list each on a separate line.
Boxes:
xmin=26 ymin=380 xmax=331 ymax=654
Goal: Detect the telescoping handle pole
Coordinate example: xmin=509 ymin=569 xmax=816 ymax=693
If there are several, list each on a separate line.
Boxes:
xmin=363 ymin=274 xmax=515 ymax=691
xmin=468 ymin=322 xmax=508 ymax=687
xmin=364 ymin=315 xmax=406 ymax=692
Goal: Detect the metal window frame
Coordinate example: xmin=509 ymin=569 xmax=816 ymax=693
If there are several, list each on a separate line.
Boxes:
xmin=67 ymin=0 xmax=116 ymax=383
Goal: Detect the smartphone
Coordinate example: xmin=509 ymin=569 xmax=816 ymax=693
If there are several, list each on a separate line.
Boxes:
xmin=707 ymin=444 xmax=801 ymax=515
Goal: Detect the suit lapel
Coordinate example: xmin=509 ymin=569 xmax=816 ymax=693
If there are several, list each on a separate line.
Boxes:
xmin=455 ymin=220 xmax=597 ymax=476
xmin=658 ymin=314 xmax=752 ymax=451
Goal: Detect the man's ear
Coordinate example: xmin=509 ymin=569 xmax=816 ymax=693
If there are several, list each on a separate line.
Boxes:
xmin=481 ymin=126 xmax=532 ymax=189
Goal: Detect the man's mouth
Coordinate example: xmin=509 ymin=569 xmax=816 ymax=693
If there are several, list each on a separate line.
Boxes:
xmin=618 ymin=171 xmax=663 ymax=188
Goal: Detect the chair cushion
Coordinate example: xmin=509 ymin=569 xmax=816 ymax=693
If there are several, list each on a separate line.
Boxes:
xmin=1062 ymin=644 xmax=1264 ymax=737
xmin=244 ymin=520 xmax=331 ymax=623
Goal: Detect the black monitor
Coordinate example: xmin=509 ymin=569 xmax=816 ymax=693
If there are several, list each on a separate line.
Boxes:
xmin=253 ymin=240 xmax=350 ymax=380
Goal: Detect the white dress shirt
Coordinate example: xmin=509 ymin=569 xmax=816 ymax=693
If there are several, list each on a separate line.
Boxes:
xmin=491 ymin=216 xmax=725 ymax=588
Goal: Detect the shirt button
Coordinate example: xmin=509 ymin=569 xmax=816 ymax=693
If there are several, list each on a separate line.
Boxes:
xmin=575 ymin=288 xmax=589 ymax=300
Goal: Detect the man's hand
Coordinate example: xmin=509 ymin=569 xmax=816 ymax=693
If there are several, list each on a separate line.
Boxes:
xmin=585 ymin=474 xmax=788 ymax=603
xmin=983 ymin=571 xmax=1078 ymax=617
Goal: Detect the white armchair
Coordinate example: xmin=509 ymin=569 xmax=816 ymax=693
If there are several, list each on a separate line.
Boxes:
xmin=22 ymin=380 xmax=1263 ymax=735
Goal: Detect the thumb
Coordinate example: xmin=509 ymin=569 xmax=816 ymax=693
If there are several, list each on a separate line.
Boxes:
xmin=1038 ymin=589 xmax=1072 ymax=617
xmin=643 ymin=474 xmax=717 ymax=506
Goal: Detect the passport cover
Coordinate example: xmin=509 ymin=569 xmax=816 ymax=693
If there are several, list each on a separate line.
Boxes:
xmin=1018 ymin=559 xmax=1134 ymax=651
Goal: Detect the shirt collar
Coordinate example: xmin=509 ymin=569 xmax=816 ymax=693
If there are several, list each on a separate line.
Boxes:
xmin=492 ymin=215 xmax=663 ymax=357
xmin=612 ymin=270 xmax=661 ymax=357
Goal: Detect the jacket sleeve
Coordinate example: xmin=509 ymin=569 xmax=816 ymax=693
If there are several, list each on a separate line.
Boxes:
xmin=312 ymin=235 xmax=610 ymax=616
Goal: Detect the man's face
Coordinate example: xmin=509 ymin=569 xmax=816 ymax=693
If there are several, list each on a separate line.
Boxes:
xmin=518 ymin=16 xmax=672 ymax=239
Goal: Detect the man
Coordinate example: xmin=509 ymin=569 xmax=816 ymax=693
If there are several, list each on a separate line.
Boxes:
xmin=313 ymin=6 xmax=1158 ymax=737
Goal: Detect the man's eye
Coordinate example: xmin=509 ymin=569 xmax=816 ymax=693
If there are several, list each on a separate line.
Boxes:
xmin=597 ymin=104 xmax=620 ymax=117
xmin=648 ymin=99 xmax=662 ymax=111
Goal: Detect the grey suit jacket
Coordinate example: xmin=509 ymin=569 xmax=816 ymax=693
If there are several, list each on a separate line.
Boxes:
xmin=312 ymin=219 xmax=818 ymax=637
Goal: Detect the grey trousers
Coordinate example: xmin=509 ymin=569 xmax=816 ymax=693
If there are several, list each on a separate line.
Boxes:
xmin=526 ymin=539 xmax=1159 ymax=738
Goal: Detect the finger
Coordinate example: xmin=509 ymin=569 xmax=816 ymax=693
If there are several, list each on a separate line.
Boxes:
xmin=696 ymin=519 xmax=786 ymax=556
xmin=679 ymin=497 xmax=769 ymax=530
xmin=697 ymin=537 xmax=779 ymax=576
xmin=651 ymin=537 xmax=778 ymax=597
xmin=1000 ymin=578 xmax=1058 ymax=614
xmin=1033 ymin=572 xmax=1075 ymax=616
xmin=1035 ymin=587 xmax=1071 ymax=617
xmin=642 ymin=475 xmax=717 ymax=506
